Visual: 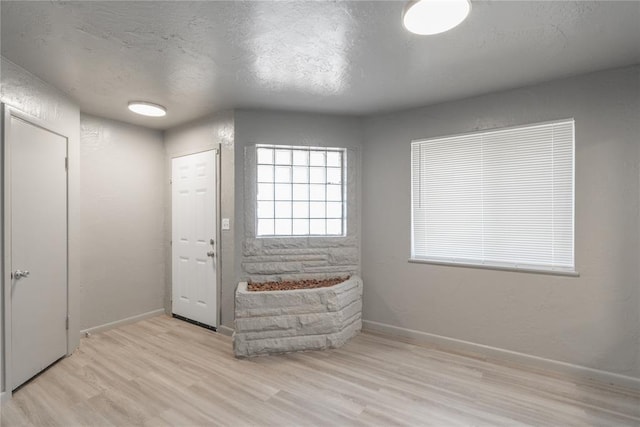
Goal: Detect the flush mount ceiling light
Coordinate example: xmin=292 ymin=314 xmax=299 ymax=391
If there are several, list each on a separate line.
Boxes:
xmin=127 ymin=101 xmax=167 ymax=117
xmin=403 ymin=0 xmax=471 ymax=35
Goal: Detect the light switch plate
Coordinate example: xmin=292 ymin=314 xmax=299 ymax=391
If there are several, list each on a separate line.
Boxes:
xmin=222 ymin=218 xmax=230 ymax=230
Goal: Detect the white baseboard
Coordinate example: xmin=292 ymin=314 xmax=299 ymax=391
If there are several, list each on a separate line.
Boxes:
xmin=217 ymin=324 xmax=234 ymax=337
xmin=362 ymin=320 xmax=640 ymax=391
xmin=80 ymin=309 xmax=166 ymax=337
xmin=1 ymin=391 xmax=9 ymax=404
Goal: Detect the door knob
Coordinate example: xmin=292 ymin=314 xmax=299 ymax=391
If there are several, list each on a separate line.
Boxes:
xmin=13 ymin=270 xmax=30 ymax=279
xmin=207 ymin=251 xmax=215 ymax=257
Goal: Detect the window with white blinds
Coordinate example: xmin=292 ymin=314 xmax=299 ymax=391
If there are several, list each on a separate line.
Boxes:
xmin=411 ymin=119 xmax=575 ymax=273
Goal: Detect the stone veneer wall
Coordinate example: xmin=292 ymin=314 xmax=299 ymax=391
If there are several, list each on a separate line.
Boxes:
xmin=242 ymin=236 xmax=359 ymax=282
xmin=234 ymin=276 xmax=363 ymax=357
xmin=241 ymin=145 xmax=360 ymax=282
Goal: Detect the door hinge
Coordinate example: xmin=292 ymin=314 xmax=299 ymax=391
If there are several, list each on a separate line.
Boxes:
xmin=65 ymin=316 xmax=70 ymax=330
xmin=65 ymin=157 xmax=69 ymax=170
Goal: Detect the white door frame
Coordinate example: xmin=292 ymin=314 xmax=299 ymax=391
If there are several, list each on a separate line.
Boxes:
xmin=170 ymin=147 xmax=222 ymax=329
xmin=2 ymin=104 xmax=70 ymax=399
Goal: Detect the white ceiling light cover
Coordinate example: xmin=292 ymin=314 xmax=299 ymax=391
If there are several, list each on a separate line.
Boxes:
xmin=127 ymin=101 xmax=167 ymax=117
xmin=403 ymin=0 xmax=471 ymax=35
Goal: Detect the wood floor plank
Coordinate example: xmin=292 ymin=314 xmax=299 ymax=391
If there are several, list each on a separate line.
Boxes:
xmin=1 ymin=315 xmax=638 ymax=426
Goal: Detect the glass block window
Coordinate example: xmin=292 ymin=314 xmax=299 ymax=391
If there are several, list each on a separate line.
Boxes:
xmin=256 ymin=145 xmax=346 ymax=236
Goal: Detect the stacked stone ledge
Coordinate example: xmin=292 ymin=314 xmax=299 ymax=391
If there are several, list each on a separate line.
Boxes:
xmin=233 ymin=276 xmax=363 ymax=357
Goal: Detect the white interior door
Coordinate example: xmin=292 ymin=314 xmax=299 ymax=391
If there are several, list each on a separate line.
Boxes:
xmin=9 ymin=114 xmax=68 ymax=390
xmin=172 ymin=150 xmax=218 ymax=328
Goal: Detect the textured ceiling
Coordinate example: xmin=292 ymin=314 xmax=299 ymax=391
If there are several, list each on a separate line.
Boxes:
xmin=1 ymin=1 xmax=639 ymax=129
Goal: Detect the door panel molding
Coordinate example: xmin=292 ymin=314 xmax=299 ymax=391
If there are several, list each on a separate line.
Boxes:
xmin=2 ymin=104 xmax=70 ymax=396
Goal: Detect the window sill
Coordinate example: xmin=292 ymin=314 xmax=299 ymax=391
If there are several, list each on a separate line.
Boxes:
xmin=256 ymin=234 xmax=348 ymax=239
xmin=408 ymin=258 xmax=579 ymax=277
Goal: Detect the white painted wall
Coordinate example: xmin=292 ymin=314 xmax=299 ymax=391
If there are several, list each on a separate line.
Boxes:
xmin=163 ymin=111 xmax=235 ymax=331
xmin=234 ymin=109 xmax=363 ymax=282
xmin=79 ymin=114 xmax=165 ymax=330
xmin=361 ymin=65 xmax=640 ymax=379
xmin=0 ymin=57 xmax=81 ymax=393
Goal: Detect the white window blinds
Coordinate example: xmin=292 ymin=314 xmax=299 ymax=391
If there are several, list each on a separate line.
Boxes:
xmin=411 ymin=119 xmax=575 ymax=273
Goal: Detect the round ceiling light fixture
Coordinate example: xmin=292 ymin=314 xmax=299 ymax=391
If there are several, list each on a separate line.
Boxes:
xmin=127 ymin=101 xmax=167 ymax=117
xmin=402 ymin=0 xmax=471 ymax=35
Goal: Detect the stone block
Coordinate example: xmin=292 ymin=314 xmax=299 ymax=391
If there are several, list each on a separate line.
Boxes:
xmin=307 ymin=236 xmax=357 ymax=248
xmin=261 ymin=247 xmax=330 ymax=256
xmin=233 ymin=334 xmax=329 ymax=358
xmin=243 ymin=239 xmax=262 ymax=256
xmin=245 ymin=254 xmax=327 ymax=263
xmin=236 ymin=284 xmax=330 ymax=311
xmin=235 ymin=315 xmax=298 ymax=332
xmin=332 ymin=287 xmax=361 ymax=311
xmin=239 ymin=328 xmax=309 ymax=341
xmin=242 ymin=262 xmax=302 ymax=274
xmin=235 ymin=303 xmax=329 ymax=318
xmin=327 ymin=315 xmax=361 ymax=348
xmin=301 ymin=260 xmax=330 ymax=268
xmin=340 ymin=300 xmax=363 ymax=321
xmin=301 ymin=265 xmax=358 ymax=274
xmin=261 ymin=238 xmax=309 ymax=249
xmin=327 ymin=247 xmax=359 ymax=265
xmin=332 ymin=277 xmax=359 ymax=294
xmin=297 ymin=312 xmax=342 ymax=334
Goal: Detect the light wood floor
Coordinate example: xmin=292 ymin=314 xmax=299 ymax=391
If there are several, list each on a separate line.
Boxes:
xmin=1 ymin=315 xmax=639 ymax=426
